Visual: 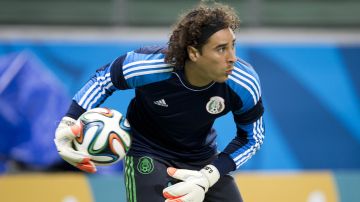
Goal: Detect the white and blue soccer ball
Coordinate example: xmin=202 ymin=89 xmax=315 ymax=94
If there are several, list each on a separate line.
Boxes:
xmin=74 ymin=107 xmax=131 ymax=165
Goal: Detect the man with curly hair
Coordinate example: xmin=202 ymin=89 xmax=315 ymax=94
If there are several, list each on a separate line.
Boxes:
xmin=55 ymin=2 xmax=265 ymax=202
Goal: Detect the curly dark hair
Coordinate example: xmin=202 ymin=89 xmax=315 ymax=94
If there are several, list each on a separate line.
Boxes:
xmin=165 ymin=2 xmax=240 ymax=70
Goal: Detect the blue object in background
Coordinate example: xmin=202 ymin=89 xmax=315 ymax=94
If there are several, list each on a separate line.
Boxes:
xmin=246 ymin=45 xmax=360 ymax=170
xmin=0 ymin=51 xmax=69 ymax=172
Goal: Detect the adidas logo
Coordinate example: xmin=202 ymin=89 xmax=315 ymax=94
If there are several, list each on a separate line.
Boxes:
xmin=154 ymin=99 xmax=168 ymax=107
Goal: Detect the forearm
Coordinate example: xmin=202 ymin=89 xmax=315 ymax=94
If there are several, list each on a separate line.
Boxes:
xmin=215 ymin=116 xmax=265 ymax=174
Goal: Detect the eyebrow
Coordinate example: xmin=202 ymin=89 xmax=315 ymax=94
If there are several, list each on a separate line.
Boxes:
xmin=215 ymin=39 xmax=236 ymax=49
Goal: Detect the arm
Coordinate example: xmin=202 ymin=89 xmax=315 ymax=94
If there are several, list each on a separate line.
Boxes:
xmin=55 ymin=46 xmax=173 ymax=172
xmin=214 ymin=60 xmax=265 ymax=175
xmin=54 ymin=56 xmax=127 ymax=173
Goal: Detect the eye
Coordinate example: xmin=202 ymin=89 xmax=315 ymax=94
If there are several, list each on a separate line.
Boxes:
xmin=217 ymin=47 xmax=226 ymax=53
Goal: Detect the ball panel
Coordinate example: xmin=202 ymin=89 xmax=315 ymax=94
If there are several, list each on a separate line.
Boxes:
xmin=91 ymin=155 xmax=117 ymax=165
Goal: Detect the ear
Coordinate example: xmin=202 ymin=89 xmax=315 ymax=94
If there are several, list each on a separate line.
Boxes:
xmin=187 ymin=46 xmax=200 ymax=62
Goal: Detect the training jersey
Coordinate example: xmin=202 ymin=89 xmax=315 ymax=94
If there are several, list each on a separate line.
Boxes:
xmin=67 ymin=45 xmax=265 ymax=175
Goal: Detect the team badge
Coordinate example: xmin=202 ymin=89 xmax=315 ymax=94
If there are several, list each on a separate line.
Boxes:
xmin=206 ymin=96 xmax=225 ymax=114
xmin=137 ymin=156 xmax=154 ymax=174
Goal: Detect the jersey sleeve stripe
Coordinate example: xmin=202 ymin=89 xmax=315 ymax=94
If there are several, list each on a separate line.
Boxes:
xmin=76 ymin=69 xmax=116 ymax=110
xmin=77 ymin=79 xmax=97 ymax=106
xmin=233 ymin=122 xmax=260 ymax=163
xmin=81 ymin=76 xmax=111 ymax=108
xmin=233 ymin=117 xmax=265 ymax=168
xmin=85 ymin=81 xmax=115 ymax=110
xmin=259 ymin=116 xmax=265 ymax=139
xmin=83 ymin=78 xmax=113 ymax=110
xmin=78 ymin=73 xmax=111 ymax=106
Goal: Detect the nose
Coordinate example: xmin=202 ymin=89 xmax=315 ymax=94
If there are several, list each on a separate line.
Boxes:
xmin=227 ymin=48 xmax=236 ymax=64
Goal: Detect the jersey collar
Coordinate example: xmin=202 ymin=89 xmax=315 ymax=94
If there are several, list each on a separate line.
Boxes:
xmin=173 ymin=70 xmax=215 ymax=91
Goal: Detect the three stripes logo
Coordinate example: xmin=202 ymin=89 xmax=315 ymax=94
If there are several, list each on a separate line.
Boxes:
xmin=153 ymin=99 xmax=168 ymax=107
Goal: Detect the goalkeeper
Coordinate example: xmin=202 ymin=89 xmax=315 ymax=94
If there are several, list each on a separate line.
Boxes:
xmin=55 ymin=2 xmax=265 ymax=202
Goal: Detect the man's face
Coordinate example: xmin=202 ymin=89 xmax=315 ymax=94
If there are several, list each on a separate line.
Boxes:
xmin=193 ymin=27 xmax=236 ymax=84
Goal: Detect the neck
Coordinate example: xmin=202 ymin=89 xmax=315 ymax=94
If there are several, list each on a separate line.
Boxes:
xmin=184 ymin=61 xmax=213 ymax=87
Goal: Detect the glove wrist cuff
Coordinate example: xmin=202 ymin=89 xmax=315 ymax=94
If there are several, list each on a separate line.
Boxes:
xmin=200 ymin=164 xmax=220 ymax=187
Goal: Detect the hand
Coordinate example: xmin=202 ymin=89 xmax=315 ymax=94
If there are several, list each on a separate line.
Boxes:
xmin=54 ymin=116 xmax=96 ymax=173
xmin=163 ymin=165 xmax=220 ymax=202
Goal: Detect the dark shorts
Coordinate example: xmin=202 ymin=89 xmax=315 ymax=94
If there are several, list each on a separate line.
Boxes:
xmin=124 ymin=154 xmax=243 ymax=202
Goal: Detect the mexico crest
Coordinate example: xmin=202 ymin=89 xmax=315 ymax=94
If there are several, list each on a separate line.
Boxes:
xmin=206 ymin=96 xmax=225 ymax=114
xmin=137 ymin=156 xmax=154 ymax=174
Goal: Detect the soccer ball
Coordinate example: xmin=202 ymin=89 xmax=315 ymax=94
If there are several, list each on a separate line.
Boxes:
xmin=73 ymin=107 xmax=131 ymax=165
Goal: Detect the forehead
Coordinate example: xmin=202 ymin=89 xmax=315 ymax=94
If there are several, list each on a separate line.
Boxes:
xmin=206 ymin=28 xmax=235 ymax=46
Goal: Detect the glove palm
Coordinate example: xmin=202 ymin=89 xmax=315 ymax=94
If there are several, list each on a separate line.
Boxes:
xmin=54 ymin=117 xmax=96 ymax=173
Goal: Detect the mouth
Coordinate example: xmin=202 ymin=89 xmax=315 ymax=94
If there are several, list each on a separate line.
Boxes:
xmin=225 ymin=69 xmax=233 ymax=75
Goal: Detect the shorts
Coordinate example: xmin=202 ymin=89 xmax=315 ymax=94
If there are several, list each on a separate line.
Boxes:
xmin=124 ymin=154 xmax=243 ymax=202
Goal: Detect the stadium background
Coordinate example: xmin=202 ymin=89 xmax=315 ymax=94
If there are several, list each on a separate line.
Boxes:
xmin=0 ymin=0 xmax=359 ymax=201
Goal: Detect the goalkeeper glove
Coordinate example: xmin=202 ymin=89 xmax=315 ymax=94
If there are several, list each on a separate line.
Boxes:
xmin=54 ymin=116 xmax=96 ymax=173
xmin=162 ymin=165 xmax=220 ymax=202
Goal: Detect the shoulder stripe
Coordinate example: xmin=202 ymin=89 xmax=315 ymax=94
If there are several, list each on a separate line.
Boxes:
xmin=229 ymin=75 xmax=259 ymax=104
xmin=124 ymin=67 xmax=173 ymax=80
xmin=123 ymin=63 xmax=173 ymax=75
xmin=123 ymin=59 xmax=164 ymax=70
xmin=234 ymin=66 xmax=262 ymax=96
xmin=231 ymin=70 xmax=260 ymax=102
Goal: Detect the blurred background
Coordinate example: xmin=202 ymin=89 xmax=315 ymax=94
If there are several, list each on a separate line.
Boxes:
xmin=0 ymin=0 xmax=359 ymax=201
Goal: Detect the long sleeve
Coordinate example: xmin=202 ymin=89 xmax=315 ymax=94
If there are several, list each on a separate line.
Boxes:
xmin=213 ymin=59 xmax=265 ymax=175
xmin=66 ymin=45 xmax=172 ymax=119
